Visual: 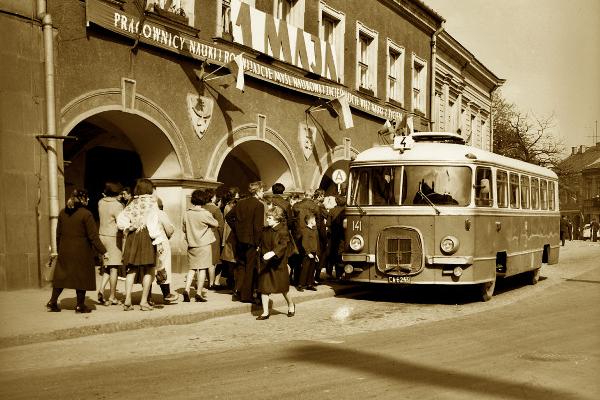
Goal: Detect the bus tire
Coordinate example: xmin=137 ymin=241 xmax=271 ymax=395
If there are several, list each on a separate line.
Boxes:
xmin=480 ymin=278 xmax=496 ymax=302
xmin=528 ymin=268 xmax=541 ymax=285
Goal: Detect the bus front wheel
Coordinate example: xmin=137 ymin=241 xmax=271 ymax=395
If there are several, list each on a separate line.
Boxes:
xmin=480 ymin=279 xmax=496 ymax=302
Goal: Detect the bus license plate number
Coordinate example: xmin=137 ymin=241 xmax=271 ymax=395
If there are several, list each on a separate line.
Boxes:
xmin=388 ymin=276 xmax=410 ymax=284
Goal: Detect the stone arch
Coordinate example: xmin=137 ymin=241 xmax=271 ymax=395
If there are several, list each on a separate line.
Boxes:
xmin=59 ymin=88 xmax=192 ymax=178
xmin=206 ymin=124 xmax=302 ymax=191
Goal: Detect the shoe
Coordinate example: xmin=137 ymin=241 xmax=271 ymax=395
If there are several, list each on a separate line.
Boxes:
xmin=232 ymin=291 xmax=240 ymax=301
xmin=75 ymin=305 xmax=91 ymax=314
xmin=287 ymin=303 xmax=295 ymax=317
xmin=195 ymin=293 xmax=207 ymax=302
xmin=106 ymin=298 xmax=122 ymax=306
xmin=296 ymin=286 xmax=304 ymax=292
xmin=307 ymin=286 xmax=317 ymax=291
xmin=183 ymin=291 xmax=190 ymax=302
xmin=164 ymin=293 xmax=179 ymax=304
xmin=147 ymin=298 xmax=155 ymax=307
xmin=256 ymin=314 xmax=270 ymax=320
xmin=123 ymin=304 xmax=134 ymax=311
xmin=97 ymin=292 xmax=104 ymax=304
xmin=46 ymin=301 xmax=61 ymax=312
xmin=139 ymin=304 xmax=153 ymax=311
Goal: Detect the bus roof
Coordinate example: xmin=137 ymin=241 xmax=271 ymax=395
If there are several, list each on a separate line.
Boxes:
xmin=352 ymin=134 xmax=558 ymax=179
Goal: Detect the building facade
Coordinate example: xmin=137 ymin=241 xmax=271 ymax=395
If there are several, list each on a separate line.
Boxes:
xmin=431 ymin=31 xmax=504 ymax=151
xmin=1 ymin=0 xmax=503 ymax=289
xmin=558 ymin=144 xmax=600 ymax=237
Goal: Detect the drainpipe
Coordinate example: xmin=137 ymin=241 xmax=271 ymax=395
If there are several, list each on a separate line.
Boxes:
xmin=429 ymin=23 xmax=444 ymax=131
xmin=39 ymin=0 xmax=60 ymax=258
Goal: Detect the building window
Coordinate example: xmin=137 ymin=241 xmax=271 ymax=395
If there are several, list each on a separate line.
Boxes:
xmin=356 ymin=22 xmax=378 ymax=95
xmin=149 ymin=0 xmax=195 ymax=25
xmin=386 ymin=39 xmax=404 ymax=103
xmin=218 ymin=0 xmax=255 ymax=37
xmin=319 ymin=2 xmax=345 ymax=83
xmin=273 ymin=0 xmax=304 ymax=28
xmin=411 ymin=54 xmax=427 ymax=113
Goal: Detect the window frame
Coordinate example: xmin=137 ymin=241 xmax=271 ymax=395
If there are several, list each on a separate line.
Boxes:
xmin=520 ymin=175 xmax=530 ymax=209
xmin=273 ymin=0 xmax=305 ymax=29
xmin=386 ymin=38 xmax=404 ymax=104
xmin=497 ymin=170 xmax=509 ymax=208
xmin=531 ymin=177 xmax=540 ymax=210
xmin=509 ymin=172 xmax=520 ymax=209
xmin=355 ymin=21 xmax=378 ymax=96
xmin=411 ymin=53 xmax=427 ymax=113
xmin=318 ymin=2 xmax=345 ymax=84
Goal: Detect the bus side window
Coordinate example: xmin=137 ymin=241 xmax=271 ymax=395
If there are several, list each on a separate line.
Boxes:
xmin=549 ymin=181 xmax=556 ymax=210
xmin=509 ymin=173 xmax=520 ymax=208
xmin=531 ymin=178 xmax=540 ymax=209
xmin=520 ymin=175 xmax=530 ymax=209
xmin=497 ymin=170 xmax=508 ymax=208
xmin=475 ymin=167 xmax=492 ymax=207
xmin=540 ymin=180 xmax=548 ymax=210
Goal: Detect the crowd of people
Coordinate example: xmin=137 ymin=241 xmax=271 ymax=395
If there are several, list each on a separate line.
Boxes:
xmin=46 ymin=179 xmax=347 ymax=320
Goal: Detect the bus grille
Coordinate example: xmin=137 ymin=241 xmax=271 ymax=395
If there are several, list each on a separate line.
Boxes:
xmin=377 ymin=227 xmax=423 ymax=275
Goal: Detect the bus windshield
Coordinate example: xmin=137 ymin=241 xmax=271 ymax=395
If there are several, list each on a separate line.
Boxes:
xmin=349 ymin=165 xmax=472 ymax=207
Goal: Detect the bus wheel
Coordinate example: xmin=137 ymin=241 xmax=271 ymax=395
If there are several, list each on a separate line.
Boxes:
xmin=528 ymin=268 xmax=541 ymax=285
xmin=480 ymin=279 xmax=496 ymax=302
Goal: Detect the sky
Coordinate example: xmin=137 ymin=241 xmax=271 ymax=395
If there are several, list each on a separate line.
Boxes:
xmin=424 ymin=0 xmax=600 ymax=154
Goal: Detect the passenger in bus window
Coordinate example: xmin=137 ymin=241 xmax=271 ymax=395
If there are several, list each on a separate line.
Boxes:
xmin=475 ymin=178 xmax=492 ymax=206
xmin=373 ymin=167 xmax=395 ymax=205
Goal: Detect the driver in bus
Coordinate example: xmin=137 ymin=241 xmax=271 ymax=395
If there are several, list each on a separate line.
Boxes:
xmin=373 ymin=167 xmax=395 ymax=205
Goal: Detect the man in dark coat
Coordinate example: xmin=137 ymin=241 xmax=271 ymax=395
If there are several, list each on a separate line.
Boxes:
xmin=269 ymin=182 xmax=292 ymax=223
xmin=225 ymin=181 xmax=265 ymax=302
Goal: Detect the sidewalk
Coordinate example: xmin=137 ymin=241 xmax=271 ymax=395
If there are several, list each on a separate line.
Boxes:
xmin=0 ymin=269 xmax=361 ymax=349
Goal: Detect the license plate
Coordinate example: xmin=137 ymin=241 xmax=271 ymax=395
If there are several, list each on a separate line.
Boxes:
xmin=388 ymin=276 xmax=410 ymax=283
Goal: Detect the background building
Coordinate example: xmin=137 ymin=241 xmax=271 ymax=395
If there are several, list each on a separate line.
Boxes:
xmin=0 ymin=0 xmax=503 ymax=289
xmin=557 ymin=144 xmax=600 ymax=237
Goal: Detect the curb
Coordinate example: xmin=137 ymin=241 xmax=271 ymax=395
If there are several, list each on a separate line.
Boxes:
xmin=0 ymin=284 xmax=363 ymax=349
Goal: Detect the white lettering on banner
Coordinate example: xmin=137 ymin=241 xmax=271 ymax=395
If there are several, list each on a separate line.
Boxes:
xmin=101 ymin=6 xmax=402 ymax=121
xmin=230 ymin=0 xmax=338 ymax=81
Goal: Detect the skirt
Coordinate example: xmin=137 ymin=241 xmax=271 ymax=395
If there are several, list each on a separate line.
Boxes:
xmin=187 ymin=245 xmax=212 ymax=270
xmin=122 ymin=228 xmax=156 ymax=266
xmin=100 ymin=234 xmax=122 ymax=266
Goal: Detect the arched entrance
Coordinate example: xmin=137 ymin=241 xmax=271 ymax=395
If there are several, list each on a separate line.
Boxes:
xmin=218 ymin=140 xmax=294 ymax=195
xmin=64 ymin=110 xmax=183 ymax=218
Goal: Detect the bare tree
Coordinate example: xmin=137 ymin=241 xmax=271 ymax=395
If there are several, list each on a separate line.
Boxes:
xmin=492 ymin=92 xmax=564 ymax=167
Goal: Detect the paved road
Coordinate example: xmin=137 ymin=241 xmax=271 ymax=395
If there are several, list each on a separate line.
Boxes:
xmin=1 ymin=241 xmax=599 ymax=399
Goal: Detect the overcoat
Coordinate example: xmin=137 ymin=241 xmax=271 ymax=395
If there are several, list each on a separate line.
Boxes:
xmin=258 ymin=223 xmax=290 ymax=294
xmin=53 ymin=207 xmax=107 ymax=291
xmin=203 ymin=202 xmax=224 ymax=265
xmin=225 ymin=196 xmax=264 ymax=246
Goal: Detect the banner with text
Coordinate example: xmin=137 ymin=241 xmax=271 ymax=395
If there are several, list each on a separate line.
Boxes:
xmin=85 ymin=0 xmax=404 ymax=122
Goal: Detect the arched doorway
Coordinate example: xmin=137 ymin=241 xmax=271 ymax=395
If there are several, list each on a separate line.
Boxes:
xmin=64 ymin=110 xmax=182 ymax=218
xmin=217 ymin=140 xmax=294 ymax=195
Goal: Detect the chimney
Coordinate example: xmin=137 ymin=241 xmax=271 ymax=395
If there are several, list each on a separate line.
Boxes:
xmin=579 ymin=145 xmax=587 ymax=153
xmin=572 ymin=146 xmax=577 ymax=155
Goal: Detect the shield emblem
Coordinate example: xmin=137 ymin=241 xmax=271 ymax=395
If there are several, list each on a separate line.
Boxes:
xmin=298 ymin=122 xmax=316 ymax=161
xmin=187 ymin=93 xmax=214 ymax=139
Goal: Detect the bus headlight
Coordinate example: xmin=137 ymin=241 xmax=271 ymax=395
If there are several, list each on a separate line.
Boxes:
xmin=440 ymin=236 xmax=459 ymax=255
xmin=349 ymin=235 xmax=365 ymax=251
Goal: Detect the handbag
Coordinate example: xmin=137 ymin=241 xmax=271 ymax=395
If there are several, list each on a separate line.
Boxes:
xmin=43 ymin=254 xmax=57 ymax=282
